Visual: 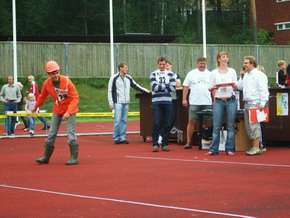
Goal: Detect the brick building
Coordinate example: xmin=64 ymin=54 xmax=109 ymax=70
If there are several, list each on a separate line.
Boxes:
xmin=256 ymin=0 xmax=290 ymax=44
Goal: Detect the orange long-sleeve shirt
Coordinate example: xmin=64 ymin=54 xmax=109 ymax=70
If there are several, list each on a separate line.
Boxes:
xmin=36 ymin=75 xmax=79 ymax=115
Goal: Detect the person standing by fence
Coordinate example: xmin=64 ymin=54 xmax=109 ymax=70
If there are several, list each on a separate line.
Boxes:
xmin=33 ymin=60 xmax=79 ymax=165
xmin=208 ymin=51 xmax=238 ymax=156
xmin=0 ymin=76 xmax=22 ymax=136
xmin=182 ymin=57 xmax=212 ymax=149
xmin=150 ymin=57 xmax=176 ymax=152
xmin=108 ymin=63 xmax=149 ymax=144
xmin=238 ymin=56 xmax=269 ymax=155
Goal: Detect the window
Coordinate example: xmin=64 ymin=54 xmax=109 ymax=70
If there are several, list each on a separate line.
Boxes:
xmin=275 ymin=22 xmax=290 ymax=31
xmin=276 ymin=0 xmax=290 ymax=2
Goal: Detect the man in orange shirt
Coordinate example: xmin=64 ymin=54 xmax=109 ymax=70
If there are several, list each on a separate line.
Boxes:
xmin=33 ymin=60 xmax=79 ymax=165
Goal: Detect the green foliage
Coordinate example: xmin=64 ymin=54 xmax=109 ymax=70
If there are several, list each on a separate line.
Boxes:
xmin=0 ymin=0 xmax=272 ymax=45
xmin=257 ymin=29 xmax=274 ymax=45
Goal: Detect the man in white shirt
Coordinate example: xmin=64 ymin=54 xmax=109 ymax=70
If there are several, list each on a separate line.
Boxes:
xmin=238 ymin=56 xmax=269 ymax=155
xmin=182 ymin=57 xmax=212 ymax=149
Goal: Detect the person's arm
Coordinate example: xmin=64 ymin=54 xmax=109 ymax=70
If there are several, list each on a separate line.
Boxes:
xmin=258 ymin=73 xmax=269 ymax=108
xmin=66 ymin=79 xmax=79 ymax=115
xmin=150 ymin=72 xmax=164 ymax=92
xmin=33 ymin=81 xmax=49 ymax=111
xmin=237 ymin=68 xmax=245 ymax=90
xmin=166 ymin=73 xmax=176 ymax=94
xmin=231 ymin=69 xmax=238 ymax=90
xmin=107 ymin=76 xmax=114 ymax=109
xmin=175 ymin=73 xmax=182 ymax=89
xmin=128 ymin=75 xmax=149 ymax=93
xmin=25 ymin=100 xmax=30 ymax=112
xmin=0 ymin=86 xmax=7 ymax=103
xmin=16 ymin=87 xmax=22 ymax=103
xmin=182 ymin=86 xmax=189 ymax=107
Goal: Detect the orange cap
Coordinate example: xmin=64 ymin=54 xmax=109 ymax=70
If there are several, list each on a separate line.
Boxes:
xmin=45 ymin=60 xmax=60 ymax=73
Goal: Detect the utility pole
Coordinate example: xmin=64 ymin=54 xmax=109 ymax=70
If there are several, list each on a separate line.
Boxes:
xmin=250 ymin=0 xmax=257 ymax=44
xmin=160 ymin=0 xmax=165 ymax=35
xmin=123 ymin=0 xmax=127 ymax=33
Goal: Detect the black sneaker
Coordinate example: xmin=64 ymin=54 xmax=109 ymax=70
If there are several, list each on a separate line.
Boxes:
xmin=152 ymin=145 xmax=159 ymax=152
xmin=162 ymin=146 xmax=170 ymax=152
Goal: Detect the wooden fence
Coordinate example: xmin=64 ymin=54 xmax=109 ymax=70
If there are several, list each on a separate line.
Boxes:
xmin=1 ymin=42 xmax=290 ymax=78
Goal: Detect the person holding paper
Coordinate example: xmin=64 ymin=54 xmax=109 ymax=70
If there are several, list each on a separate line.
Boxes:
xmin=208 ymin=51 xmax=238 ymax=155
xmin=238 ymin=56 xmax=269 ymax=155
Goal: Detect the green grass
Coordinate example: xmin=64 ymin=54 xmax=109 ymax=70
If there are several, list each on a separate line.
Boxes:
xmin=0 ymin=77 xmax=150 ymax=121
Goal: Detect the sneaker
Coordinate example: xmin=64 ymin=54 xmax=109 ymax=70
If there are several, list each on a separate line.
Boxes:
xmin=184 ymin=144 xmax=192 ymax=149
xmin=29 ymin=130 xmax=34 ymax=136
xmin=8 ymin=134 xmax=15 ymax=138
xmin=152 ymin=145 xmax=159 ymax=152
xmin=114 ymin=140 xmax=120 ymax=144
xmin=41 ymin=126 xmax=50 ymax=130
xmin=207 ymin=151 xmax=219 ymax=156
xmin=14 ymin=122 xmax=21 ymax=130
xmin=226 ymin=151 xmax=235 ymax=156
xmin=246 ymin=147 xmax=262 ymax=156
xmin=260 ymin=144 xmax=267 ymax=152
xmin=119 ymin=140 xmax=129 ymax=144
xmin=162 ymin=146 xmax=170 ymax=152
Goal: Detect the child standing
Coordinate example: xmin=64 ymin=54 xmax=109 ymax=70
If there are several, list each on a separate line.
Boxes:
xmin=25 ymin=93 xmax=37 ymax=136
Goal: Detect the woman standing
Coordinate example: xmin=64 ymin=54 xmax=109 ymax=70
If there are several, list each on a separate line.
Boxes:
xmin=208 ymin=51 xmax=238 ymax=155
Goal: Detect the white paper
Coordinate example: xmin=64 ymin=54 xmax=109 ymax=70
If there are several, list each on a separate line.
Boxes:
xmin=256 ymin=110 xmax=267 ymax=122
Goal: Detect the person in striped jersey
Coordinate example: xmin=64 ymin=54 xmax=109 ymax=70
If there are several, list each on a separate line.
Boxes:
xmin=150 ymin=57 xmax=176 ymax=152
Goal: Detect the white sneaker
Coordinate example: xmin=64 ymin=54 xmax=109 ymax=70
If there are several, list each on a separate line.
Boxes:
xmin=158 ymin=135 xmax=163 ymax=145
xmin=14 ymin=122 xmax=21 ymax=130
xmin=8 ymin=134 xmax=15 ymax=138
xmin=29 ymin=130 xmax=34 ymax=136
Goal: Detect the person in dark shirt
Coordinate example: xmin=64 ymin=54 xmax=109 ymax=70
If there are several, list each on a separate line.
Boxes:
xmin=276 ymin=60 xmax=287 ymax=88
xmin=286 ymin=63 xmax=290 ymax=86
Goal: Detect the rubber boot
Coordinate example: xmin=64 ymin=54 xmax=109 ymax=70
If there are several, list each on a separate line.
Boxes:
xmin=36 ymin=145 xmax=54 ymax=164
xmin=66 ymin=142 xmax=79 ymax=165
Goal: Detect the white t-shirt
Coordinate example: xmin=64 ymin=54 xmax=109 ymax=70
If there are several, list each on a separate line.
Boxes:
xmin=183 ymin=68 xmax=212 ymax=105
xmin=211 ymin=67 xmax=237 ymax=98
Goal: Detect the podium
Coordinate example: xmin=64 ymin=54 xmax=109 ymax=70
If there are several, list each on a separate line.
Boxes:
xmin=136 ymin=90 xmax=187 ymax=144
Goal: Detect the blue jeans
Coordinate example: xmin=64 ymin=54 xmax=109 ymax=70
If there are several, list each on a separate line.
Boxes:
xmin=113 ymin=103 xmax=129 ymax=142
xmin=4 ymin=101 xmax=17 ymax=135
xmin=209 ymin=97 xmax=237 ymax=153
xmin=28 ymin=117 xmax=35 ymax=131
xmin=38 ymin=116 xmax=49 ymax=128
xmin=152 ymin=103 xmax=172 ymax=146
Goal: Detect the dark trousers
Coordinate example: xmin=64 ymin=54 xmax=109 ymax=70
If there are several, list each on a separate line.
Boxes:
xmin=169 ymin=99 xmax=178 ymax=131
xmin=152 ymin=103 xmax=172 ymax=146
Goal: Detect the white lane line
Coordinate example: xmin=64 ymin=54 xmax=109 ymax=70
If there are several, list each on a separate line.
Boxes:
xmin=0 ymin=184 xmax=255 ymax=218
xmin=126 ymin=155 xmax=290 ymax=168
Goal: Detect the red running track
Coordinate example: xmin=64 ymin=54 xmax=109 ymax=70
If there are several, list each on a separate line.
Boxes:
xmin=0 ymin=121 xmax=290 ymax=218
